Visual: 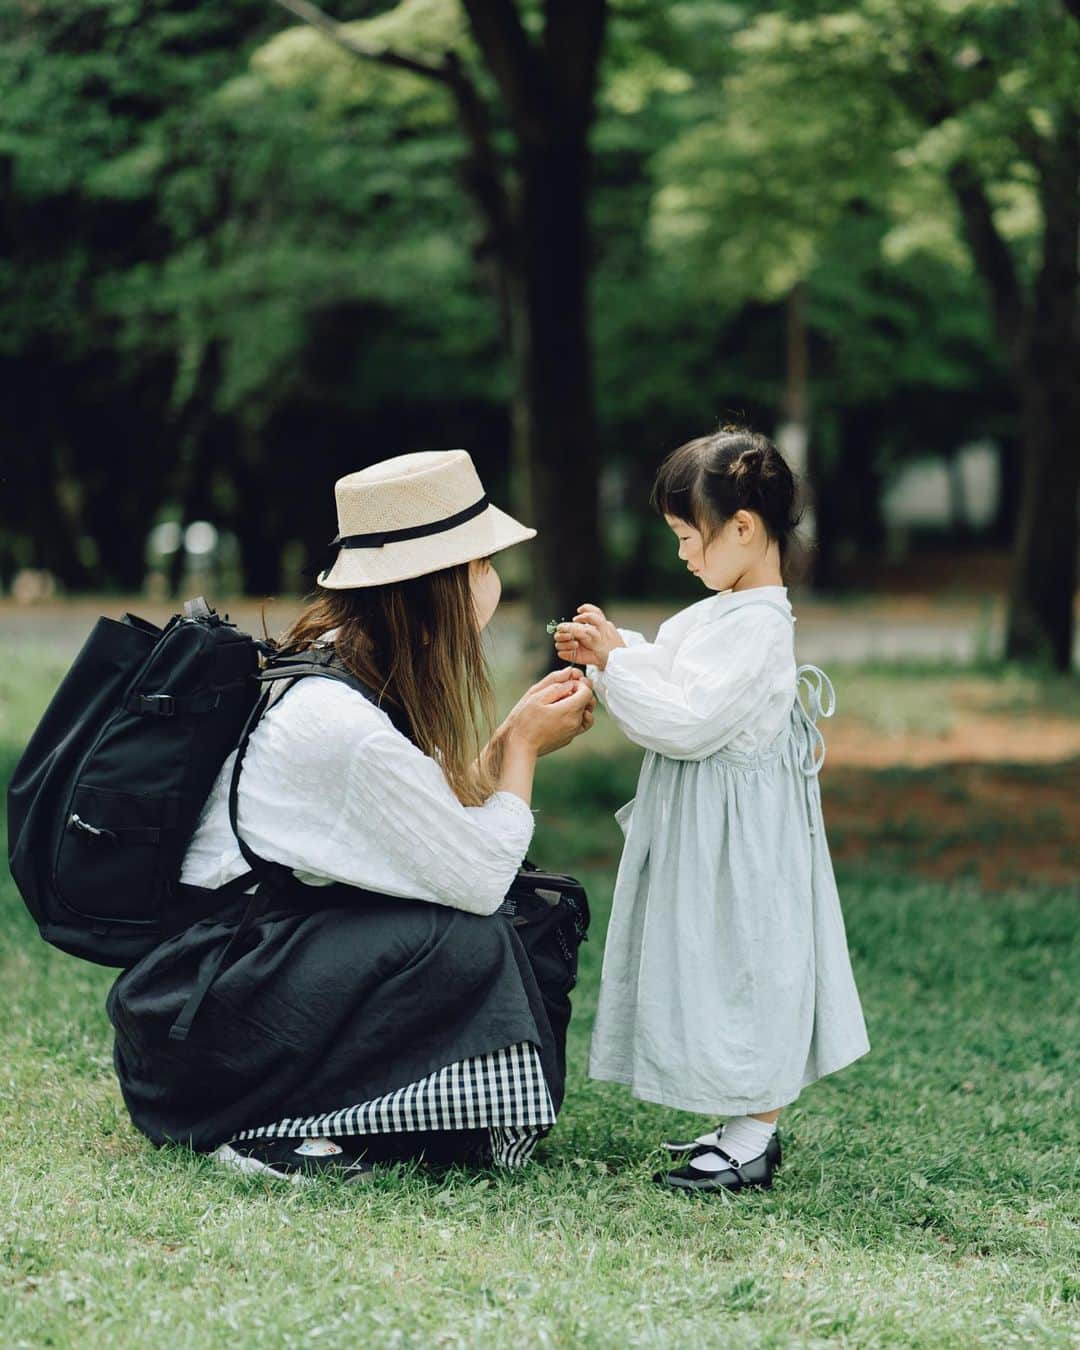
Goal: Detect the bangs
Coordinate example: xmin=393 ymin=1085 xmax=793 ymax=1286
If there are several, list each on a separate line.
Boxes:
xmin=650 ymin=437 xmax=711 ymax=530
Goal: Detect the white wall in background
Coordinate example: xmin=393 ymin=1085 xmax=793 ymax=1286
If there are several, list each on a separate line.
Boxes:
xmin=882 ymin=441 xmax=999 ymax=531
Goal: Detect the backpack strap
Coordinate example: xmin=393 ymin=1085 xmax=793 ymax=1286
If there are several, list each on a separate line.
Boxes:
xmin=166 ymin=873 xmax=267 ymax=1043
xmin=167 ymin=650 xmax=388 ymax=1043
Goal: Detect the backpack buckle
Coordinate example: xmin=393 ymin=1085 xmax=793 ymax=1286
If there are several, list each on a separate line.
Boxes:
xmin=131 ymin=694 xmax=175 ymax=717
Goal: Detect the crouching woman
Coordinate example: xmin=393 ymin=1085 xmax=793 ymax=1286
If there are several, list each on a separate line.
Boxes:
xmin=107 ymin=451 xmax=595 ymax=1181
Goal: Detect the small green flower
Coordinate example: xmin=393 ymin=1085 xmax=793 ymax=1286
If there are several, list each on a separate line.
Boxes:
xmin=545 ymin=618 xmax=568 ymax=635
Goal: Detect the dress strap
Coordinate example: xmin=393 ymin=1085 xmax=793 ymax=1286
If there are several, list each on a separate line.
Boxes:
xmin=792 ymin=664 xmax=836 ymax=833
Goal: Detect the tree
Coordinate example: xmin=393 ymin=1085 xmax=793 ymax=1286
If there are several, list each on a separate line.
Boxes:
xmin=260 ymin=0 xmax=608 ymax=628
xmin=652 ymin=0 xmax=1078 ymax=665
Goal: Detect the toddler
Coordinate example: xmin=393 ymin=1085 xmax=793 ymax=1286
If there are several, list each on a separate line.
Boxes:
xmin=554 ymin=427 xmax=869 ymax=1193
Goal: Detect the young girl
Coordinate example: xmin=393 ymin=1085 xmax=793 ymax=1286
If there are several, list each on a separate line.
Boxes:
xmin=554 ymin=427 xmax=869 ymax=1193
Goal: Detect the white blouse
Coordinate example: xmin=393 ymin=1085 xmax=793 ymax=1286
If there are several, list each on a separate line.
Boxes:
xmin=180 ymin=677 xmax=535 ymax=915
xmin=588 ymin=587 xmax=798 ymax=759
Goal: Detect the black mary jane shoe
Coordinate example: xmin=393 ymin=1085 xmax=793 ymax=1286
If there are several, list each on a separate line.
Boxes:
xmin=662 ymin=1129 xmax=782 ymax=1170
xmin=654 ymin=1145 xmax=775 ymax=1195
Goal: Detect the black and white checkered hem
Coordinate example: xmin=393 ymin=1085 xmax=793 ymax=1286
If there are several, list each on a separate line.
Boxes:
xmin=233 ymin=1041 xmax=556 ymax=1169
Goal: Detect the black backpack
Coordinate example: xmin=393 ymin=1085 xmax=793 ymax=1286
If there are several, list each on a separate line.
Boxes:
xmin=6 ymin=599 xmax=269 ymax=966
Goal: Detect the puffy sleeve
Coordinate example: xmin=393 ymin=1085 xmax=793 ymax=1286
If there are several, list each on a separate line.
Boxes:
xmin=337 ymin=723 xmax=535 ymax=917
xmin=585 ymin=626 xmax=646 ymax=685
xmin=590 ymin=610 xmax=791 ymax=760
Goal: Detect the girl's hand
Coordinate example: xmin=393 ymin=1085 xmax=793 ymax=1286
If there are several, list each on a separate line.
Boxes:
xmin=553 ymin=603 xmax=626 ymax=671
xmin=503 ymin=677 xmax=596 ymax=757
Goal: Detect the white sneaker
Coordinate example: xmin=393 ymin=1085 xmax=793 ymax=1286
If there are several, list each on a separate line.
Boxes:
xmin=211 ymin=1137 xmax=374 ymax=1183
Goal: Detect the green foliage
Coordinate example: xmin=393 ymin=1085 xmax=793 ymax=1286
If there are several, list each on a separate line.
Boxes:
xmin=640 ymin=1 xmax=1043 ymax=400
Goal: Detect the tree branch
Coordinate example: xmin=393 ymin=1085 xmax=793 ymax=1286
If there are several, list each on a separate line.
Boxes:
xmin=946 ymin=161 xmax=1028 ymax=368
xmin=269 ymin=0 xmax=518 ymax=288
xmin=892 ymin=44 xmax=1029 ymax=366
xmin=270 ymin=0 xmax=455 ymax=85
xmin=443 ymin=51 xmax=519 ymax=273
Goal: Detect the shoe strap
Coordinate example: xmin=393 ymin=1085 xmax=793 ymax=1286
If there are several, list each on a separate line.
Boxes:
xmin=690 ymin=1146 xmax=747 ymax=1183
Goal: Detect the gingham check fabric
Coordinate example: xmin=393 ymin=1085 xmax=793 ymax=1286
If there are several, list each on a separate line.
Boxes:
xmin=233 ymin=1041 xmax=555 ymax=1168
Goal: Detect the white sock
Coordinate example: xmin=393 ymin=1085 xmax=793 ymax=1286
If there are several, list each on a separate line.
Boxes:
xmin=692 ymin=1116 xmax=776 ymax=1172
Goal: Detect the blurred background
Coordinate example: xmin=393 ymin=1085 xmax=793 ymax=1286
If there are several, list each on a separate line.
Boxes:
xmin=0 ymin=0 xmax=1077 ymax=882
xmin=1 ymin=0 xmax=1076 ymax=660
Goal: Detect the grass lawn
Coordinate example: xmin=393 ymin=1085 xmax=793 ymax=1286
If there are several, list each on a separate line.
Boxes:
xmin=1 ymin=646 xmax=1078 ymax=1348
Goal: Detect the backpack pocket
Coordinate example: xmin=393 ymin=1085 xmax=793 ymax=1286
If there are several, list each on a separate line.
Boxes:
xmin=55 ymin=785 xmax=179 ymax=925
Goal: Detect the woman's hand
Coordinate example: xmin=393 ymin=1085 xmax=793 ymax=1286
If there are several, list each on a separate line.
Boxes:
xmin=502 ymin=671 xmax=596 ymax=757
xmin=499 ymin=667 xmax=582 ymax=734
xmin=553 ymin=603 xmax=627 ymax=671
xmin=492 ymin=669 xmax=594 ymax=805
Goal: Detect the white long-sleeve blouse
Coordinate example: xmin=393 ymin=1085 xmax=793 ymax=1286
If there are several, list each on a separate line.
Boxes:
xmin=587 ymin=587 xmax=798 ymax=760
xmin=180 ymin=676 xmax=535 ymax=915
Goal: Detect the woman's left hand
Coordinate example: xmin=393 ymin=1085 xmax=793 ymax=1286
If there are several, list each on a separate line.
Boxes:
xmin=499 ymin=668 xmax=594 ymax=753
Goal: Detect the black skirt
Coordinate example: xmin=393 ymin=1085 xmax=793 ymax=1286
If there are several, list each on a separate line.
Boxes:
xmin=107 ymin=879 xmax=567 ymax=1153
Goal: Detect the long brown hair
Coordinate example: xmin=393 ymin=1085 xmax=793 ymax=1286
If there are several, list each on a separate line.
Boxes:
xmin=277 ymin=563 xmax=496 ymax=806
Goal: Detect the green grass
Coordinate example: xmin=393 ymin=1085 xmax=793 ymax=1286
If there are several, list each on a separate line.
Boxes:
xmin=801 ymin=665 xmax=1080 ymax=740
xmin=2 ymin=654 xmax=1079 ymax=1347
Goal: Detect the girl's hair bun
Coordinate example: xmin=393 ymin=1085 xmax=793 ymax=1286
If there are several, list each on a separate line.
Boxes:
xmin=730 ymin=445 xmax=766 ymax=480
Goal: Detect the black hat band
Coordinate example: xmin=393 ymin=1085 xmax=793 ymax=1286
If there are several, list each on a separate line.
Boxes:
xmin=332 ymin=494 xmax=491 ymax=550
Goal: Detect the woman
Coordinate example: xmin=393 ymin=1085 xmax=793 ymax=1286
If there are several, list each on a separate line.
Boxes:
xmin=107 ymin=450 xmax=595 ymax=1180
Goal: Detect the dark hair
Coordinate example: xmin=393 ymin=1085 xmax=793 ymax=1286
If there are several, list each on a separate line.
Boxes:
xmin=650 ymin=425 xmax=801 ymax=560
xmin=277 ymin=562 xmax=496 ymax=806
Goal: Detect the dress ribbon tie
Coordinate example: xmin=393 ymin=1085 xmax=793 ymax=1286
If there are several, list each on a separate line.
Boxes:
xmin=793 ymin=664 xmax=836 ymax=833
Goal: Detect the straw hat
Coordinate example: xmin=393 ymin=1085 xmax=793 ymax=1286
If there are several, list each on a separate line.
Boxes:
xmin=318 ymin=449 xmax=536 ymax=589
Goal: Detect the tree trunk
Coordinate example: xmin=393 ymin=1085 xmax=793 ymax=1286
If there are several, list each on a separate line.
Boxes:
xmin=806 ymin=414 xmax=840 ymax=591
xmin=23 ymin=440 xmax=93 ymax=591
xmin=166 ymin=342 xmax=225 ymax=598
xmin=231 ymin=430 xmax=286 ymax=596
xmin=235 ymin=518 xmax=285 ymax=596
xmin=511 ymin=136 xmax=601 ymax=633
xmin=946 ymin=447 xmax=971 ymax=541
xmin=990 ymin=433 xmax=1021 ymax=547
xmin=776 ymin=281 xmax=814 ymax=576
xmin=1003 ymin=112 xmax=1078 ymax=670
xmin=847 ymin=404 xmax=886 ymax=557
xmin=1004 ymin=358 xmax=1079 ymax=668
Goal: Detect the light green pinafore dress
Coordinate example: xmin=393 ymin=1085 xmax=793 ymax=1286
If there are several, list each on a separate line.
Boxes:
xmin=588 ymin=596 xmax=870 ymax=1116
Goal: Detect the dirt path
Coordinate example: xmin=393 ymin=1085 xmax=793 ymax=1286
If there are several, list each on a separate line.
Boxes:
xmin=821 ymin=676 xmax=1079 ymax=889
xmin=823 ymin=759 xmax=1078 ymax=891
